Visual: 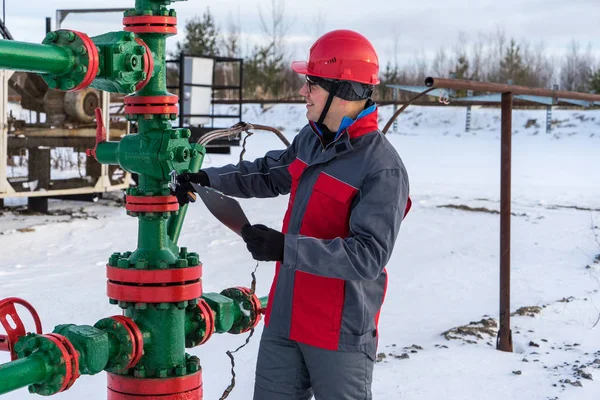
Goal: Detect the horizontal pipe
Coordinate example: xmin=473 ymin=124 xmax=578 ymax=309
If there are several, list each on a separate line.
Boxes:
xmin=258 ymin=296 xmax=268 ymax=311
xmin=0 ymin=354 xmax=48 ymax=395
xmin=0 ymin=40 xmax=73 ymax=75
xmin=425 ymin=77 xmax=600 ymax=103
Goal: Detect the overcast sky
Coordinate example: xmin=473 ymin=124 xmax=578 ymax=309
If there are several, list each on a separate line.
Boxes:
xmin=3 ymin=0 xmax=600 ymax=71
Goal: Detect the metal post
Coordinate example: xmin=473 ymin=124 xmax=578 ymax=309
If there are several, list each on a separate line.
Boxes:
xmin=392 ymin=88 xmax=398 ymax=133
xmin=178 ymin=52 xmax=185 ymax=128
xmin=239 ymin=59 xmax=244 ymax=123
xmin=98 ymin=90 xmax=110 ymax=189
xmin=27 ymin=147 xmax=51 ymax=213
xmin=465 ymin=90 xmax=473 ymax=133
xmin=0 ymin=70 xmax=11 ymax=195
xmin=546 ymin=105 xmax=552 ymax=134
xmin=497 ymin=92 xmax=513 ymax=352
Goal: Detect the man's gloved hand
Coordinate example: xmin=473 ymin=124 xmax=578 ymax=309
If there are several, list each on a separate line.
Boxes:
xmin=173 ymin=171 xmax=210 ymax=206
xmin=241 ymin=224 xmax=285 ymax=262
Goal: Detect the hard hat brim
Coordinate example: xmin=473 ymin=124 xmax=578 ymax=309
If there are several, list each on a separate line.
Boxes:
xmin=291 ymin=61 xmax=309 ymax=75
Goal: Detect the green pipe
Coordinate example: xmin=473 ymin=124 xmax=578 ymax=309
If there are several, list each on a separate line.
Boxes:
xmin=95 ymin=142 xmax=120 ymax=166
xmin=168 ymin=203 xmax=189 ymax=246
xmin=259 ymin=296 xmax=268 ymax=310
xmin=168 ymin=149 xmax=205 ymax=245
xmin=0 ymin=354 xmax=48 ymax=395
xmin=0 ymin=40 xmax=73 ymax=75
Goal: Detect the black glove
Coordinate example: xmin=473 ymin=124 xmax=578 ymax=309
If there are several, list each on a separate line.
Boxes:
xmin=241 ymin=224 xmax=285 ymax=262
xmin=173 ymin=171 xmax=210 ymax=206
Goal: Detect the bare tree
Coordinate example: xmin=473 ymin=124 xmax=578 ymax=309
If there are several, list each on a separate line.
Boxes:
xmin=258 ymin=0 xmax=291 ymax=60
xmin=521 ymin=40 xmax=555 ymax=88
xmin=222 ymin=11 xmax=242 ymax=58
xmin=432 ymin=47 xmax=450 ymax=78
xmin=560 ymin=41 xmax=594 ymax=92
xmin=243 ymin=0 xmax=300 ymax=99
xmin=311 ymin=8 xmax=326 ymax=38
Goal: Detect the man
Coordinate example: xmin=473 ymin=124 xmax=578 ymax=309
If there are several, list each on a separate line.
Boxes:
xmin=175 ymin=29 xmax=411 ymax=399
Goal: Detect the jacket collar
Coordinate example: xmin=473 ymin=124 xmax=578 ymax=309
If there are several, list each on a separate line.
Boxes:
xmin=342 ymin=104 xmax=378 ymax=139
xmin=309 ymin=102 xmax=379 ymax=141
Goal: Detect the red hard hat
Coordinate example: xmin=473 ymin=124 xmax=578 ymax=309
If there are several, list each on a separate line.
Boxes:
xmin=292 ymin=30 xmax=380 ymax=85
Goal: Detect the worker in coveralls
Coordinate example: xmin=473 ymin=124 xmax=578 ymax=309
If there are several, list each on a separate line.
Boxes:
xmin=175 ymin=29 xmax=411 ymax=400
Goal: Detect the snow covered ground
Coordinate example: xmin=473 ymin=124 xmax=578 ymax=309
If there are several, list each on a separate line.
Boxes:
xmin=1 ymin=104 xmax=600 ymax=400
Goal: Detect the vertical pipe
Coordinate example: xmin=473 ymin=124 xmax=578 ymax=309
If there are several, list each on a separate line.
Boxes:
xmin=239 ymin=59 xmax=243 ymax=123
xmin=168 ymin=150 xmax=204 ymax=245
xmin=211 ymin=58 xmax=216 ymax=128
xmin=45 ymin=17 xmax=51 ymax=34
xmin=497 ymin=92 xmax=513 ymax=352
xmin=179 ymin=52 xmax=185 ymax=129
xmin=392 ymin=88 xmax=398 ymax=133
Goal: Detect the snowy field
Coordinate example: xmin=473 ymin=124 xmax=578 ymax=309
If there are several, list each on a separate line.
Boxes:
xmin=1 ymin=103 xmax=600 ymax=400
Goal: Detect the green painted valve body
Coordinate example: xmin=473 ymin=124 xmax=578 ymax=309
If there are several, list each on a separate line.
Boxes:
xmin=0 ymin=0 xmax=269 ymax=398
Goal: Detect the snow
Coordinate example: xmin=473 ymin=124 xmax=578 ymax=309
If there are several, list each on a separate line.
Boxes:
xmin=1 ymin=104 xmax=600 ymax=399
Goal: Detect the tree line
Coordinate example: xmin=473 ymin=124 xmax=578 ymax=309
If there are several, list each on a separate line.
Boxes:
xmin=172 ymin=5 xmax=600 ymax=101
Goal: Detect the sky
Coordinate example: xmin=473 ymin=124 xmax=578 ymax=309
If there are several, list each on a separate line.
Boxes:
xmin=2 ymin=0 xmax=600 ymax=73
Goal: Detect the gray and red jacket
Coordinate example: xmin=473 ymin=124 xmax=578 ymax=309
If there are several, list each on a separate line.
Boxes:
xmin=204 ymin=107 xmax=410 ymax=359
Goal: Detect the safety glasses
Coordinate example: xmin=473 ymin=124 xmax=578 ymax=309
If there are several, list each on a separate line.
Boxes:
xmin=305 ymin=76 xmax=320 ymax=93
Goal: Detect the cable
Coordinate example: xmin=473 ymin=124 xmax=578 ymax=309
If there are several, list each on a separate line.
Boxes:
xmin=219 ymin=261 xmax=260 ymax=400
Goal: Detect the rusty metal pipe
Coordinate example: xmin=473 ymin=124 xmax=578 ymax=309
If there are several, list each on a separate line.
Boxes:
xmin=425 ymin=77 xmax=600 ymax=102
xmin=497 ymin=92 xmax=514 ymax=352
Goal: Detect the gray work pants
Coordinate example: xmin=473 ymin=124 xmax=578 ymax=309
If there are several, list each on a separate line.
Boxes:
xmin=253 ymin=330 xmax=374 ymax=400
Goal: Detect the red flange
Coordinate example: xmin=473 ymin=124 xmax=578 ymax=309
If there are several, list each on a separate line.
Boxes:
xmin=107 ymin=389 xmax=202 ymax=400
xmin=107 ymin=265 xmax=202 ymax=285
xmin=126 ymin=195 xmax=178 ymax=204
xmin=70 ymin=30 xmax=100 ymax=92
xmin=235 ymin=287 xmax=263 ymax=332
xmin=124 ymin=95 xmax=179 ymax=116
xmin=107 ymin=371 xmax=202 ymax=396
xmin=123 ymin=16 xmax=178 ymax=35
xmin=110 ymin=316 xmax=144 ymax=369
xmin=39 ymin=334 xmax=77 ymax=393
xmin=0 ymin=297 xmax=43 ymax=360
xmin=126 ymin=195 xmax=179 ymax=213
xmin=45 ymin=333 xmax=80 ymax=391
xmin=135 ymin=38 xmax=154 ymax=91
xmin=107 ymin=281 xmax=202 ymax=303
xmin=196 ymin=298 xmax=215 ymax=345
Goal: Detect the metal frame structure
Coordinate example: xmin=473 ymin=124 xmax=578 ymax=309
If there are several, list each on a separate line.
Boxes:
xmin=167 ymin=54 xmax=243 ymax=151
xmin=0 ymin=8 xmax=133 ymax=207
xmin=424 ymin=76 xmax=600 ymax=353
xmin=0 ymin=70 xmax=13 ymax=196
xmin=389 ymin=82 xmax=600 ymax=134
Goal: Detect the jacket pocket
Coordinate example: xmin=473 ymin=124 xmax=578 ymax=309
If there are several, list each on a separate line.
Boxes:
xmin=290 ymin=270 xmax=345 ymax=350
xmin=300 ymin=172 xmax=357 ymax=239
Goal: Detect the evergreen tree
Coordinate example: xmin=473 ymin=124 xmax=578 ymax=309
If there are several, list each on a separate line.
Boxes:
xmin=590 ymin=68 xmax=600 ymax=94
xmin=175 ymin=8 xmax=221 ymax=57
xmin=499 ymin=39 xmax=529 ymax=85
